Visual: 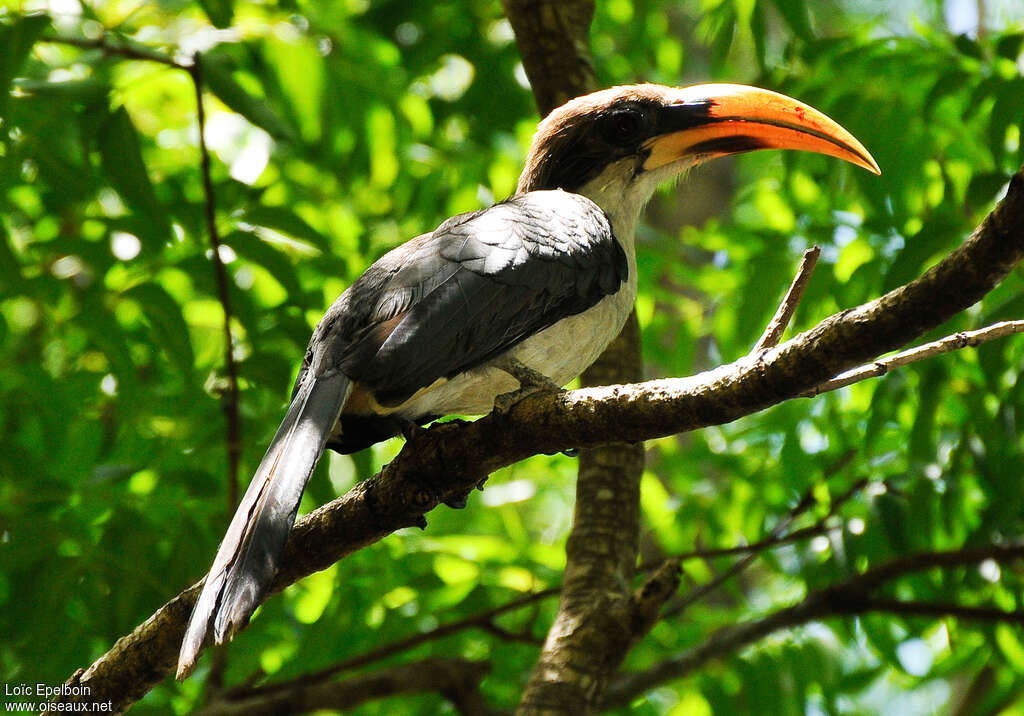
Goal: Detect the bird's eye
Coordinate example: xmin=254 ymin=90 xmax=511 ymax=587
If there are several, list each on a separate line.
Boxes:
xmin=600 ymin=109 xmax=645 ymax=146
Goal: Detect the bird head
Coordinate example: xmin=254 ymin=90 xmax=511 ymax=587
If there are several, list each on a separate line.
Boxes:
xmin=518 ymin=83 xmax=879 ymax=238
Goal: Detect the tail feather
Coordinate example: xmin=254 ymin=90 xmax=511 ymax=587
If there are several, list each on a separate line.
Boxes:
xmin=177 ymin=372 xmax=350 ymax=679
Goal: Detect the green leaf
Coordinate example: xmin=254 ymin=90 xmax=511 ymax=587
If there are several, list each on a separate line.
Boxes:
xmin=923 ymin=69 xmax=971 ymax=117
xmin=0 ymin=13 xmax=51 ymax=119
xmin=953 ymin=33 xmax=983 ymax=59
xmin=124 ymin=282 xmax=196 ymax=378
xmin=908 ymin=362 xmax=944 ymax=464
xmin=770 ymin=0 xmax=814 ymax=41
xmin=988 ymin=78 xmax=1024 ymax=165
xmin=750 ymin=3 xmax=767 ymax=72
xmin=996 ymin=624 xmax=1024 ymax=671
xmin=881 ymin=211 xmax=959 ymax=291
xmin=0 ymin=221 xmax=24 ymax=291
xmin=202 ymin=52 xmax=295 ymax=141
xmin=264 ymin=34 xmax=324 ymax=143
xmin=874 ymin=493 xmax=910 ymax=553
xmin=966 ymin=171 xmax=1011 ymax=209
xmin=224 ymin=230 xmax=306 ymax=303
xmin=995 ymin=32 xmax=1024 ymax=61
xmin=198 ymin=0 xmax=233 ymax=29
xmin=14 ymin=77 xmax=108 ymax=103
xmin=239 ymin=205 xmax=329 ymax=252
xmin=97 ymin=106 xmax=171 ymax=249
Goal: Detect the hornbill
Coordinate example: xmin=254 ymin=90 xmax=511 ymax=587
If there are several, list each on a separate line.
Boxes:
xmin=178 ymin=83 xmax=878 ymax=677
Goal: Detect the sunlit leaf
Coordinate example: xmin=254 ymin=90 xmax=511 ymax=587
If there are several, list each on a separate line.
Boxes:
xmin=0 ymin=13 xmax=50 ymax=119
xmin=96 ymin=106 xmax=171 ymax=249
xmin=124 ymin=282 xmax=196 ymax=378
xmin=202 ymin=51 xmax=296 ymax=141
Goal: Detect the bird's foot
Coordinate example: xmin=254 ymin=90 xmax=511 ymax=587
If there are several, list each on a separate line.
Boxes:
xmin=444 ymin=488 xmax=473 ymax=510
xmin=443 ymin=475 xmax=489 ymax=509
xmin=493 ymin=385 xmax=546 ymax=414
xmin=492 ymin=357 xmax=561 ymax=415
xmin=399 ymin=418 xmax=427 ymax=442
xmin=544 ymin=446 xmax=580 ymax=457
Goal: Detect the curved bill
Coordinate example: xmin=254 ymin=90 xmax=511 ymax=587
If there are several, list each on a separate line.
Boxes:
xmin=643 ymin=83 xmax=880 ymax=175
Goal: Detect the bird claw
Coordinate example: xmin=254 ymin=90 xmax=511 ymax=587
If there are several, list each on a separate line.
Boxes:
xmin=444 ymin=491 xmax=471 ymax=509
xmin=543 ymin=446 xmax=580 ymax=457
xmin=400 ymin=419 xmax=426 ymax=441
xmin=493 ymin=384 xmax=547 ymax=414
xmin=492 ymin=357 xmax=561 ymax=415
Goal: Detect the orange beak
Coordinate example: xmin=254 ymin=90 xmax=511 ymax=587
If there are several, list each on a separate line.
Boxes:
xmin=643 ymin=83 xmax=880 ymax=174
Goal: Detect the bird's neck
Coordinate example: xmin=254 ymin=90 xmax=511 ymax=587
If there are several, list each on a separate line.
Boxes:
xmin=575 ymin=159 xmax=670 ymax=262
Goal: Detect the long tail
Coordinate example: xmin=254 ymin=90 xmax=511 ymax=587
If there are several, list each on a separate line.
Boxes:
xmin=177 ymin=372 xmax=351 ymax=679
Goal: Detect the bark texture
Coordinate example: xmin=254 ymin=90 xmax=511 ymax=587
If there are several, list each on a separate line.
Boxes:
xmin=500 ymin=3 xmax=662 ymax=712
xmin=500 ymin=0 xmax=599 ymax=115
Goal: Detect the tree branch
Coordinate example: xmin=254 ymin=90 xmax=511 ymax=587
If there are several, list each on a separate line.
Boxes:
xmin=603 ymin=543 xmax=1024 ymax=708
xmin=652 ymin=475 xmax=867 ymax=568
xmin=222 ymin=588 xmax=559 ymax=702
xmin=806 ymin=319 xmax=1024 ymax=396
xmin=52 ymin=164 xmax=1024 ymax=714
xmin=753 ymin=245 xmax=821 ymax=352
xmin=188 ymin=53 xmax=242 ymax=512
xmin=500 ymin=0 xmax=599 ymax=115
xmin=41 ymin=32 xmax=185 ymax=68
xmin=191 ymin=657 xmax=493 ymax=716
xmin=500 ymin=2 xmax=657 ymax=713
xmin=662 ymin=476 xmax=866 ymax=620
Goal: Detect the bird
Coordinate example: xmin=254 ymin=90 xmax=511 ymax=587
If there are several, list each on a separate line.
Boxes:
xmin=177 ymin=82 xmax=879 ymax=677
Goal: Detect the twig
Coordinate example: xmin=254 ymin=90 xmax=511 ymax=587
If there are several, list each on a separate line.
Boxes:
xmin=805 ymin=320 xmax=1024 ymax=396
xmin=188 ymin=53 xmax=241 ymax=511
xmin=603 ymin=543 xmax=1024 ymax=708
xmin=845 ymin=597 xmax=1024 ymax=624
xmin=41 ymin=33 xmax=185 ymax=68
xmin=224 ymin=587 xmax=559 ymax=700
xmin=479 ymin=620 xmax=544 ymax=646
xmin=753 ymin=246 xmax=821 ymax=352
xmin=46 ymin=27 xmax=244 ymax=700
xmin=651 ymin=476 xmax=868 ymax=569
xmin=47 ymin=30 xmax=241 ymax=562
xmin=242 ymin=477 xmax=866 ymax=703
xmin=663 ymin=486 xmax=816 ymax=618
xmin=192 ymin=657 xmax=493 ymax=716
xmin=662 ymin=476 xmax=868 ymax=618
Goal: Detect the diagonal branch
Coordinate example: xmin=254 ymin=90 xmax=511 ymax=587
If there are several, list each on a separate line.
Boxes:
xmin=191 ymin=657 xmax=493 ymax=716
xmin=653 ymin=475 xmax=867 ymax=568
xmin=41 ymin=32 xmax=184 ymax=68
xmin=603 ymin=543 xmax=1024 ymax=708
xmin=754 ymin=245 xmax=821 ymax=352
xmin=52 ymin=165 xmax=1024 ymax=714
xmin=662 ymin=476 xmax=867 ymax=620
xmin=222 ymin=587 xmax=559 ymax=701
xmin=806 ymin=319 xmax=1024 ymax=396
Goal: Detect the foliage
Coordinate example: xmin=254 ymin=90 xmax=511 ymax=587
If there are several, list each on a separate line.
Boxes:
xmin=1 ymin=0 xmax=1023 ymax=714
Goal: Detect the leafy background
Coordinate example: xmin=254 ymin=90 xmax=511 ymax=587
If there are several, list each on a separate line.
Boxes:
xmin=2 ymin=0 xmax=1024 ymax=713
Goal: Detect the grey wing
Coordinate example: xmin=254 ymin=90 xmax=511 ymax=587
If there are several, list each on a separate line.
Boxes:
xmin=333 ymin=189 xmax=626 ymax=407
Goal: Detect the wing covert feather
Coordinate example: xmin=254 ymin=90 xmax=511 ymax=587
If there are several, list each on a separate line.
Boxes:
xmin=305 ymin=189 xmax=626 ymax=408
